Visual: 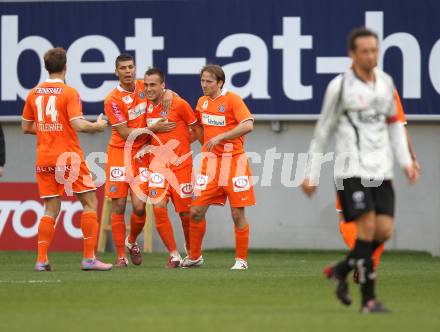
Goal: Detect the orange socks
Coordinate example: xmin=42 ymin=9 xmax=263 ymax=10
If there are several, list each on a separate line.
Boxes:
xmin=81 ymin=211 xmax=99 ymax=259
xmin=189 ymin=219 xmax=206 ymax=260
xmin=111 ymin=213 xmax=126 ymax=258
xmin=339 ymin=221 xmax=357 ymax=249
xmin=180 ymin=214 xmax=190 ymax=253
xmin=154 ymin=207 xmax=177 ymax=253
xmin=129 ymin=213 xmax=145 ymax=244
xmin=235 ymin=224 xmax=249 ymax=261
xmin=372 ymin=243 xmax=385 ymax=269
xmin=37 ymin=215 xmax=56 ymax=263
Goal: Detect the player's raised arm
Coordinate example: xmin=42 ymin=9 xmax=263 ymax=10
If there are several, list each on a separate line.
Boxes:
xmin=71 ymin=113 xmax=108 ymax=133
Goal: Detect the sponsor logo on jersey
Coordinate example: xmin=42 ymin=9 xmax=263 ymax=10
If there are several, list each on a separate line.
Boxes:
xmin=149 ymin=172 xmax=165 ymax=188
xmin=202 ymin=113 xmax=226 ymax=127
xmin=147 ymin=103 xmax=154 ymax=113
xmin=128 ymin=102 xmax=147 ymax=120
xmin=111 ymin=102 xmax=125 ymax=122
xmin=139 ymin=167 xmax=150 ymax=182
xmin=194 ymin=174 xmax=208 ymax=190
xmin=180 ymin=183 xmax=193 ymax=198
xmin=122 ymin=95 xmax=133 ymax=104
xmin=149 ymin=189 xmax=157 ymax=197
xmin=232 ymin=176 xmax=250 ymax=192
xmin=202 ymin=100 xmax=208 ymax=110
xmin=110 ymin=167 xmax=125 ymax=182
xmin=218 ymin=104 xmax=225 ymax=113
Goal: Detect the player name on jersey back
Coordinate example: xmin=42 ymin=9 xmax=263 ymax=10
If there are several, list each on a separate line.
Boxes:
xmin=37 ymin=122 xmax=63 ymax=132
xmin=35 ymin=87 xmax=63 ymax=95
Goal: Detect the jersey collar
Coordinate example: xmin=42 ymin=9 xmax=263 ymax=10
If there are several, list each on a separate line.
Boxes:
xmin=45 ymin=78 xmax=64 ymax=83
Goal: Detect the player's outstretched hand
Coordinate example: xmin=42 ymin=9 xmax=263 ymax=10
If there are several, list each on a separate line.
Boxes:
xmin=404 ymin=164 xmax=418 ymax=185
xmin=301 ymin=178 xmax=317 ymax=197
xmin=94 ymin=113 xmax=108 ymax=132
xmin=150 ymin=118 xmax=176 ymax=133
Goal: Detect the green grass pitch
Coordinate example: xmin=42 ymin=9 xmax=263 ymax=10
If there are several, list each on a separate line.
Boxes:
xmin=0 ymin=250 xmax=439 ymax=332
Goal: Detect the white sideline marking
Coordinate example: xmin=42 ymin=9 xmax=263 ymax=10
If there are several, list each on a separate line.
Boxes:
xmin=0 ymin=279 xmax=62 ymax=284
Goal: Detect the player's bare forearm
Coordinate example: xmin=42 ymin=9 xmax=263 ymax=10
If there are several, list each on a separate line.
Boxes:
xmin=21 ymin=120 xmax=36 ymax=135
xmin=71 ymin=114 xmax=107 ymax=134
xmin=190 ymin=123 xmax=203 ymax=144
xmin=217 ymin=120 xmax=254 ymax=142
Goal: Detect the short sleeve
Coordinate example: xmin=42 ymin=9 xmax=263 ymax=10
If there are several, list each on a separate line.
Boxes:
xmin=66 ymin=88 xmax=84 ymax=121
xmin=178 ymin=98 xmax=197 ymax=125
xmin=22 ymin=92 xmax=35 ymax=121
xmin=104 ymin=98 xmax=127 ymax=126
xmin=230 ymin=93 xmax=253 ymax=123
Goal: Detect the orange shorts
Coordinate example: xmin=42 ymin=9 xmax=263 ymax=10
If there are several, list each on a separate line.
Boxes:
xmin=148 ymin=164 xmax=193 ymax=213
xmin=105 ymin=145 xmax=149 ymax=199
xmin=192 ymin=154 xmax=255 ymax=208
xmin=36 ymin=161 xmax=96 ymax=198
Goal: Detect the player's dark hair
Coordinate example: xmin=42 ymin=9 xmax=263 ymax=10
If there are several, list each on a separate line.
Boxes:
xmin=115 ymin=53 xmax=135 ymax=68
xmin=201 ymin=64 xmax=225 ymax=88
xmin=145 ymin=67 xmax=165 ymax=83
xmin=347 ymin=27 xmax=378 ymax=51
xmin=44 ymin=47 xmax=67 ymax=74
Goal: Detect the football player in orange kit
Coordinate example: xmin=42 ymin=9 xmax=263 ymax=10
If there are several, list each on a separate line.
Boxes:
xmin=182 ymin=64 xmax=255 ymax=270
xmin=22 ymin=47 xmax=112 ymax=271
xmin=337 ymin=89 xmax=420 ymax=282
xmin=141 ymin=67 xmax=202 ymax=268
xmin=104 ymin=54 xmax=175 ymax=267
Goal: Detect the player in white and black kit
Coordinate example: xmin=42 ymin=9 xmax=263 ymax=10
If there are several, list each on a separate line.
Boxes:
xmin=302 ymin=27 xmax=418 ymax=313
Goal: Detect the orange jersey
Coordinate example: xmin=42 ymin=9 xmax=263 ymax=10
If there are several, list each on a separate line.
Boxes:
xmin=394 ymin=89 xmax=406 ymax=124
xmin=22 ymin=79 xmax=85 ymax=167
xmin=195 ymin=89 xmax=253 ymax=156
xmin=146 ymin=96 xmax=197 ymax=170
xmin=104 ymin=80 xmax=148 ymax=148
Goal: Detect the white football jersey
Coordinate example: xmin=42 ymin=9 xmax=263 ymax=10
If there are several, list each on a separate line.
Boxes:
xmin=308 ymin=68 xmax=411 ymax=181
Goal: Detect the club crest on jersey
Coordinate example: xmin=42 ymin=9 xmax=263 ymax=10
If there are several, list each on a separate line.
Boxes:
xmin=147 ymin=103 xmax=154 ymax=113
xmin=232 ymin=176 xmax=250 ymax=192
xmin=194 ymin=174 xmax=208 ymax=190
xmin=149 ymin=172 xmax=165 ymax=188
xmin=122 ymin=95 xmax=133 ymax=104
xmin=218 ymin=105 xmax=225 ymax=113
xmin=160 ymin=110 xmax=168 ymax=117
xmin=139 ymin=167 xmax=150 ymax=182
xmin=180 ymin=183 xmax=193 ymax=198
xmin=202 ymin=100 xmax=209 ymax=110
xmin=110 ymin=167 xmax=125 ymax=182
xmin=138 ymin=91 xmax=145 ymax=98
